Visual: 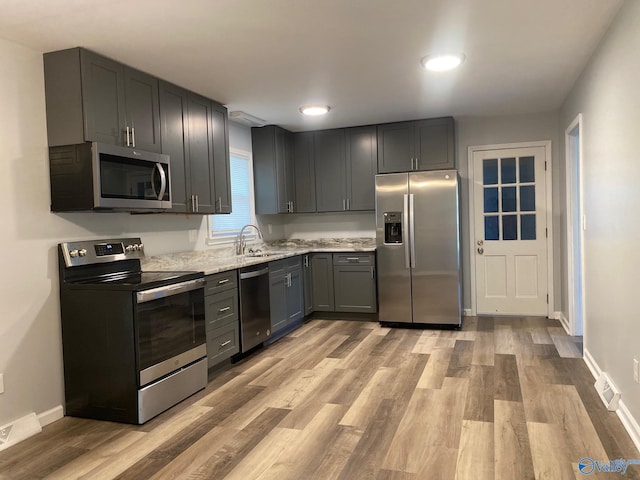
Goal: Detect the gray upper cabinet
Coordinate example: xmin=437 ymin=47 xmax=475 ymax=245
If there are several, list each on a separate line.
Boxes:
xmin=211 ymin=103 xmax=232 ymax=214
xmin=159 ymin=82 xmax=231 ymax=214
xmin=314 ymin=126 xmax=376 ymax=212
xmin=314 ymin=129 xmax=347 ymax=212
xmin=43 ymin=48 xmax=161 ymax=152
xmin=123 ymin=67 xmax=161 ymax=153
xmin=292 ymin=132 xmax=316 ymax=213
xmin=377 ymin=117 xmax=454 ymax=173
xmin=252 ymin=126 xmax=295 ymax=214
xmin=346 ymin=126 xmax=377 ymax=211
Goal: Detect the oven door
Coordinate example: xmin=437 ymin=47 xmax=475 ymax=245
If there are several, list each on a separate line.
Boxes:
xmin=135 ymin=278 xmax=206 ymax=386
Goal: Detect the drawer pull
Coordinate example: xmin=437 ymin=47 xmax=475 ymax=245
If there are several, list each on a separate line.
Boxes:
xmin=220 ymin=340 xmax=232 ymax=347
xmin=219 ymin=306 xmax=231 ymax=313
xmin=347 ymin=257 xmax=359 ymax=262
xmin=218 ymin=279 xmax=230 ymax=285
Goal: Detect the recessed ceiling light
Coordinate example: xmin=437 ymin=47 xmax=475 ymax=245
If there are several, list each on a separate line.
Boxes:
xmin=299 ymin=105 xmax=330 ymax=116
xmin=421 ymin=53 xmax=465 ymax=72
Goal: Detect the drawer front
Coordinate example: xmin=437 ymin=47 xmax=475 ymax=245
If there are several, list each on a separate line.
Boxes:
xmin=284 ymin=255 xmax=302 ymax=272
xmin=205 ymin=289 xmax=239 ymax=331
xmin=205 ymin=270 xmax=237 ymax=295
xmin=206 ymin=322 xmax=239 ymax=368
xmin=333 ymin=253 xmax=374 ymax=265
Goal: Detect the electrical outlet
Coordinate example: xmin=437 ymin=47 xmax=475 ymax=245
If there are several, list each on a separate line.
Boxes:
xmin=0 ymin=373 xmax=3 ymax=394
xmin=634 ymin=358 xmax=639 ymax=384
xmin=188 ymin=229 xmax=198 ymax=243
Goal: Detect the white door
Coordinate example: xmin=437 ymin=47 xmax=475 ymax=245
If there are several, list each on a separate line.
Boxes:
xmin=473 ymin=146 xmax=548 ymax=315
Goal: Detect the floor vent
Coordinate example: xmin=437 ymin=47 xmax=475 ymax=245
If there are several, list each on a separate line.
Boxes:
xmin=0 ymin=413 xmax=41 ymax=452
xmin=594 ymin=373 xmax=621 ymax=411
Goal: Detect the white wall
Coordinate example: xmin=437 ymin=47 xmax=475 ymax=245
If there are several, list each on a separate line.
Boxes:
xmin=0 ymin=39 xmax=248 ymax=428
xmin=455 ymin=113 xmax=561 ymax=309
xmin=560 ymin=0 xmax=640 ymax=424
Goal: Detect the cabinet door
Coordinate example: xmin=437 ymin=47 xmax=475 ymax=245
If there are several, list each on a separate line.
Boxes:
xmin=303 ymin=254 xmax=313 ymax=315
xmin=186 ymin=92 xmax=215 ymax=213
xmin=287 ymin=268 xmax=305 ymax=322
xmin=333 ymin=265 xmax=377 ymax=313
xmin=346 ymin=126 xmax=376 ymax=211
xmin=80 ymin=49 xmax=126 ymax=146
xmin=414 ymin=117 xmax=455 ymax=171
xmin=311 ymin=254 xmax=334 ymax=311
xmin=269 ymin=274 xmax=288 ymax=332
xmin=212 ymin=103 xmax=232 ymax=213
xmin=159 ymin=81 xmax=189 ymax=213
xmin=252 ymin=126 xmax=291 ymax=214
xmin=377 ymin=122 xmax=414 ymax=173
xmin=293 ymin=132 xmax=316 ymax=213
xmin=123 ymin=67 xmax=161 ymax=153
xmin=314 ymin=129 xmax=347 ymax=212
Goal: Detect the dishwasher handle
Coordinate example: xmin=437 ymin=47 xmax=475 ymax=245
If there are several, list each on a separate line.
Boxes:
xmin=240 ymin=267 xmax=270 ymax=280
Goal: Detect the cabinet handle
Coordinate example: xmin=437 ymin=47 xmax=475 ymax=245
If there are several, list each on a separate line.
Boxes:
xmin=415 ymin=157 xmax=419 ymax=170
xmin=218 ymin=306 xmax=231 ymax=313
xmin=304 ymin=255 xmax=309 ymax=267
xmin=191 ymin=195 xmax=195 ymax=212
xmin=195 ymin=195 xmax=199 ymax=212
xmin=371 ymin=266 xmax=375 ymax=279
xmin=290 ymin=201 xmax=294 ymax=212
xmin=126 ymin=126 xmax=130 ymax=147
xmin=347 ymin=257 xmax=359 ymax=262
xmin=132 ymin=127 xmax=136 ymax=147
xmin=217 ymin=196 xmax=222 ymax=212
xmin=287 ymin=273 xmax=292 ymax=287
xmin=343 ymin=199 xmax=346 ymax=211
xmin=220 ymin=340 xmax=231 ymax=348
xmin=218 ymin=279 xmax=229 ymax=285
xmin=347 ymin=198 xmax=350 ymax=210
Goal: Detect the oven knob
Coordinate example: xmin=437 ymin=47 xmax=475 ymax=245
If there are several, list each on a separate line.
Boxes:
xmin=69 ymin=249 xmax=79 ymax=258
xmin=125 ymin=245 xmax=134 ymax=252
xmin=132 ymin=244 xmax=139 ymax=251
xmin=78 ymin=249 xmax=87 ymax=257
xmin=138 ymin=243 xmax=144 ymax=251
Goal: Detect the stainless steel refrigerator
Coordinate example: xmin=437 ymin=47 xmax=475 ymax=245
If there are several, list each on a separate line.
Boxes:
xmin=375 ymin=170 xmax=462 ymax=326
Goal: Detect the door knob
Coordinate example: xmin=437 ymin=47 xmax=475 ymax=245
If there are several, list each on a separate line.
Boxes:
xmin=477 ymin=247 xmax=484 ymax=254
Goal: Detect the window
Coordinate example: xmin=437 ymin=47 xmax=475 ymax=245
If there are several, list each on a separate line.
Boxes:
xmin=208 ymin=149 xmax=256 ymax=242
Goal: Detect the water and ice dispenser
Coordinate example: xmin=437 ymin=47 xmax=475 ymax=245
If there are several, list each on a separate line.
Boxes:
xmin=383 ymin=212 xmax=403 ymax=244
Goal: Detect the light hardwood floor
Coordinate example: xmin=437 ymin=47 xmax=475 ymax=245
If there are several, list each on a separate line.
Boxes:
xmin=1 ymin=317 xmax=639 ymax=480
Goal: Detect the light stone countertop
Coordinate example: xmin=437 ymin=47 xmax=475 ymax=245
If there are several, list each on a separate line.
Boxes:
xmin=141 ymin=238 xmax=376 ymax=275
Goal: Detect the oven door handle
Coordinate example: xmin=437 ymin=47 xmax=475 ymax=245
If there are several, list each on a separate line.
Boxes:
xmin=136 ymin=278 xmax=205 ymax=304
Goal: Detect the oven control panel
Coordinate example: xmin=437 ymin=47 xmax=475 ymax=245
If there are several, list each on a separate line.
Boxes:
xmin=60 ymin=238 xmax=145 ymax=267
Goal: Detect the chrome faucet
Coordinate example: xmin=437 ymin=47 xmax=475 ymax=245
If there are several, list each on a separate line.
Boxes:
xmin=235 ymin=224 xmax=263 ymax=255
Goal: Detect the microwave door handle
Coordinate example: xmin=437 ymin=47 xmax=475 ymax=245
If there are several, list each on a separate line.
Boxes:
xmin=156 ymin=163 xmax=167 ymax=200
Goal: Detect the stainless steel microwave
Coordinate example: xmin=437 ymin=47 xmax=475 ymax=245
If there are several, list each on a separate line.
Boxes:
xmin=49 ymin=142 xmax=172 ymax=212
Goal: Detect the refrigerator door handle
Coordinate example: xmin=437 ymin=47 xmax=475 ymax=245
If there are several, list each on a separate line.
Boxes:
xmin=409 ymin=194 xmax=416 ymax=268
xmin=403 ymin=193 xmax=411 ymax=269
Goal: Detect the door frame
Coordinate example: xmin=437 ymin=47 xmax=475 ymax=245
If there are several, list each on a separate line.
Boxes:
xmin=565 ymin=114 xmax=585 ymax=336
xmin=467 ymin=140 xmax=554 ymax=317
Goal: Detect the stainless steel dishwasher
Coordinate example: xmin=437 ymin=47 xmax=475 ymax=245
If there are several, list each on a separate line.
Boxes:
xmin=239 ymin=264 xmax=271 ymax=352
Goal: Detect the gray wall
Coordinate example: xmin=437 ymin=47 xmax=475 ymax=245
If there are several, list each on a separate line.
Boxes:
xmin=455 ymin=113 xmax=561 ymax=310
xmin=559 ymin=0 xmax=640 ymax=423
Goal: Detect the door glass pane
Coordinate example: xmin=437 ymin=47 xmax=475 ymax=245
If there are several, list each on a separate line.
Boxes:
xmin=484 ymin=188 xmax=498 ymax=213
xmin=483 ymin=159 xmax=498 ymax=185
xmin=521 ymin=214 xmax=536 ymax=240
xmin=501 ymin=157 xmax=516 ymax=184
xmin=503 ymin=215 xmax=517 ymax=240
xmin=519 ymin=156 xmax=535 ymax=182
xmin=520 ymin=185 xmax=535 ymax=211
xmin=485 ymin=216 xmax=499 ymax=240
xmin=502 ymin=186 xmax=516 ymax=212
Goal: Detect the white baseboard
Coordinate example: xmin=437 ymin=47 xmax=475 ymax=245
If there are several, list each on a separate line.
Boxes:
xmin=38 ymin=405 xmax=63 ymax=428
xmin=555 ymin=311 xmax=571 ymax=335
xmin=583 ymin=348 xmax=640 ymax=454
xmin=617 ymin=400 xmax=640 ymax=453
xmin=463 ymin=309 xmax=472 ymax=317
xmin=0 ymin=413 xmax=42 ymax=452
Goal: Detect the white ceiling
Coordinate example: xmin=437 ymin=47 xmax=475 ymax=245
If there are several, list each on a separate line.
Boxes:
xmin=0 ymin=0 xmax=624 ymax=131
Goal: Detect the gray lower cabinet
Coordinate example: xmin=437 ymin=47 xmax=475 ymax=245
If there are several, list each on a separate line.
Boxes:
xmin=302 ymin=254 xmax=313 ymax=315
xmin=43 ymin=47 xmax=161 ymax=152
xmin=204 ymin=270 xmax=239 ymax=367
xmin=377 ymin=117 xmax=454 ymax=173
xmin=269 ymin=256 xmax=304 ymax=333
xmin=333 ymin=255 xmax=377 ymax=313
xmin=311 ymin=253 xmax=335 ymax=311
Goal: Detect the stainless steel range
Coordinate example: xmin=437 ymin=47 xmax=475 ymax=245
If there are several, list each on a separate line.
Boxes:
xmin=58 ymin=238 xmax=207 ymax=424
